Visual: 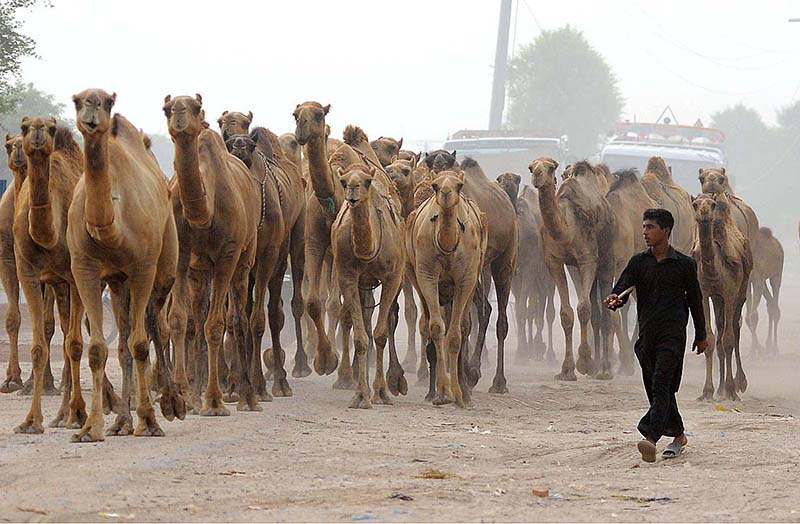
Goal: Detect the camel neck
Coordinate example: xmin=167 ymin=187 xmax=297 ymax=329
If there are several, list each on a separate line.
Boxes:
xmin=25 ymin=152 xmax=57 ymax=249
xmin=437 ymin=204 xmax=460 ymax=253
xmin=537 ymin=182 xmax=567 ymax=242
xmin=306 ymin=132 xmax=336 ymax=201
xmin=696 ymin=221 xmax=716 ymax=269
xmin=11 ymin=166 xmax=26 ymax=197
xmin=399 ymin=183 xmax=415 ymax=218
xmin=350 ymin=202 xmax=377 ymax=260
xmin=173 ymin=134 xmax=212 ymax=228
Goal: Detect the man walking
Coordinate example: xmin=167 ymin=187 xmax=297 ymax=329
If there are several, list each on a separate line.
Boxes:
xmin=604 ymin=208 xmax=707 ymax=462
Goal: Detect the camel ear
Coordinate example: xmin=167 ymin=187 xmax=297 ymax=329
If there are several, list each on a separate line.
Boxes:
xmin=431 ymin=182 xmax=440 ymax=193
xmin=4 ymin=133 xmax=11 ymax=142
xmin=456 ymin=181 xmax=464 ymax=193
xmin=247 ymin=111 xmax=253 ymax=123
xmin=164 ymin=94 xmax=172 ymax=105
xmin=20 ymin=117 xmax=30 ymax=135
xmin=397 ymin=138 xmax=403 ymax=150
xmin=720 ymin=167 xmax=726 ymax=175
xmin=46 ymin=118 xmax=57 ymax=137
xmin=513 ymin=173 xmax=521 ymax=184
xmin=195 ymin=93 xmax=203 ymax=105
xmin=72 ymin=94 xmax=82 ymax=111
xmin=323 ymin=104 xmax=331 ymax=115
xmin=457 ymin=170 xmax=466 ymax=181
xmin=390 ymin=154 xmax=398 ymax=164
xmin=367 ymin=166 xmax=376 ymax=178
xmin=198 ymin=109 xmax=206 ymax=122
xmin=217 ymin=115 xmax=224 ymax=130
xmin=105 ymin=92 xmax=117 ymax=113
xmin=451 ymin=150 xmax=457 ymax=158
xmin=698 ymin=168 xmax=704 ymax=176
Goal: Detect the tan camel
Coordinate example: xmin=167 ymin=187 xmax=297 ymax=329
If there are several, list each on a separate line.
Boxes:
xmin=692 ymin=192 xmax=752 ymax=401
xmin=530 ymin=158 xmax=617 ymax=380
xmin=641 ymin=157 xmax=693 ymax=253
xmin=331 ymin=155 xmax=405 ymax=408
xmin=405 ymin=170 xmax=487 ymax=407
xmin=223 ymin=124 xmax=308 ymax=400
xmin=750 ymin=227 xmax=783 ymax=355
xmin=11 ymin=117 xmax=86 ymax=434
xmin=1 ymin=134 xmax=59 ymax=394
xmin=66 ymin=89 xmax=183 ymax=441
xmin=218 ymin=110 xmax=252 ymax=139
xmin=278 ymin=133 xmax=303 ymax=176
xmin=164 ymin=93 xmax=260 ymax=418
xmin=370 ymin=136 xmax=403 ymax=168
xmin=495 ymin=173 xmax=557 ymax=364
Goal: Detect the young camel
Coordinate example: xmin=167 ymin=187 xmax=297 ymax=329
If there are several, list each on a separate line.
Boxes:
xmin=68 ymin=89 xmax=183 ymax=441
xmin=406 ymin=170 xmax=487 ymax=407
xmin=12 ymin=118 xmax=85 ymax=434
xmin=164 ymin=94 xmax=260 ymax=416
xmin=692 ymin=192 xmax=752 ymax=401
xmin=752 ymin=227 xmax=783 ymax=355
xmin=332 ymin=160 xmax=405 ymax=408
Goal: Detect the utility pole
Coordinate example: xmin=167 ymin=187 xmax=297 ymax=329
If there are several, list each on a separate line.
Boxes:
xmin=488 ymin=0 xmax=513 ymax=130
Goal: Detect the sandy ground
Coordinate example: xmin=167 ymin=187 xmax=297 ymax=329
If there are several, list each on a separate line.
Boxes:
xmin=1 ymin=275 xmax=800 ymax=522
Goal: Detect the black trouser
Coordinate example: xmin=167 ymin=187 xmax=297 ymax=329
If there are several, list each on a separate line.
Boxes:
xmin=635 ymin=333 xmax=685 ymax=442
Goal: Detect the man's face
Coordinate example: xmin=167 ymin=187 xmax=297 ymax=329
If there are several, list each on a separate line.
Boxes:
xmin=642 ymin=219 xmax=669 ymax=247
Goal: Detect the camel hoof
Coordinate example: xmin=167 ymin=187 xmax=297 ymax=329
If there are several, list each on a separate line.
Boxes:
xmin=222 ymin=391 xmax=240 ymax=403
xmin=465 ymin=365 xmax=481 ymax=388
xmin=371 ymin=388 xmax=393 ymax=405
xmin=0 ymin=377 xmax=23 ymax=393
xmin=49 ymin=409 xmax=69 ymax=428
xmin=200 ymin=398 xmax=231 ymax=417
xmin=313 ymin=349 xmax=339 ymax=376
xmin=594 ymin=371 xmax=614 ymax=381
xmin=134 ymin=425 xmax=165 ymax=437
xmin=71 ymin=426 xmax=104 ymax=442
xmin=734 ymin=374 xmax=748 ymax=393
xmin=291 ymin=361 xmax=312 ymax=379
xmin=432 ymin=392 xmax=453 ymax=406
xmin=18 ymin=378 xmax=34 ymax=396
xmin=256 ymin=385 xmax=273 ymax=402
xmin=42 ymin=382 xmax=61 ymax=397
xmin=106 ymin=413 xmax=134 ymax=436
xmin=386 ymin=364 xmax=407 ymax=396
xmin=349 ymin=391 xmax=372 ymax=409
xmin=237 ymin=397 xmax=263 ymax=412
xmin=555 ymin=370 xmax=577 ymax=382
xmin=576 ymin=355 xmax=593 ymax=376
xmin=160 ymin=388 xmax=187 ymax=421
xmin=14 ymin=421 xmax=43 ymax=434
xmin=488 ymin=381 xmax=509 ymax=395
xmin=271 ymin=378 xmax=293 ymax=398
xmin=333 ymin=373 xmax=357 ymax=391
xmin=696 ymin=391 xmax=714 ymax=402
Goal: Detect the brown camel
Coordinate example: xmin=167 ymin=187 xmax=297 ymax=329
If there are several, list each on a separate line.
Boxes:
xmin=604 ymin=169 xmax=658 ymax=375
xmin=164 ymin=93 xmax=260 ymax=418
xmin=370 ymin=136 xmax=403 ymax=168
xmin=67 ymin=89 xmax=183 ymax=441
xmin=1 ymin=134 xmax=58 ymax=395
xmin=641 ymin=157 xmax=693 ymax=253
xmin=405 ymin=170 xmax=487 ymax=407
xmin=278 ymin=133 xmax=303 ymax=176
xmin=331 ymin=152 xmax=406 ymax=408
xmin=750 ymin=227 xmax=783 ymax=355
xmin=12 ymin=117 xmax=86 ymax=434
xmin=692 ymin=192 xmax=752 ymax=401
xmin=218 ymin=110 xmax=252 ymax=139
xmin=530 ymin=158 xmax=617 ymax=380
xmin=224 ymin=124 xmax=308 ymax=400
xmin=496 ymin=173 xmax=557 ymax=364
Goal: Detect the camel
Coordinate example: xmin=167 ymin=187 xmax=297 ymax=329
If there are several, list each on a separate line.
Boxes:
xmin=11 ymin=117 xmax=86 ymax=435
xmin=67 ymin=89 xmax=184 ymax=441
xmin=331 ymin=147 xmax=406 ymax=408
xmin=692 ymin=192 xmax=752 ymax=401
xmin=164 ymin=93 xmax=260 ymax=419
xmin=750 ymin=227 xmax=783 ymax=355
xmin=278 ymin=133 xmax=303 ymax=176
xmin=223 ymin=124 xmax=308 ymax=400
xmin=641 ymin=157 xmax=693 ymax=253
xmin=1 ymin=134 xmax=58 ymax=395
xmin=604 ymin=169 xmax=658 ymax=375
xmin=496 ymin=173 xmax=557 ymax=364
xmin=218 ymin=110 xmax=252 ymax=139
xmin=405 ymin=170 xmax=487 ymax=407
xmin=370 ymin=136 xmax=403 ymax=168
xmin=530 ymin=158 xmax=617 ymax=380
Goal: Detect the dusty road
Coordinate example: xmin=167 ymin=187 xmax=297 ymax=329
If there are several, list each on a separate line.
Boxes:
xmin=1 ymin=276 xmax=799 ymax=522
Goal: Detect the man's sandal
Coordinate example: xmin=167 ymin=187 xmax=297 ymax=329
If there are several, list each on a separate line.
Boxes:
xmin=662 ymin=441 xmax=685 ymax=458
xmin=637 ymin=439 xmax=657 ymax=462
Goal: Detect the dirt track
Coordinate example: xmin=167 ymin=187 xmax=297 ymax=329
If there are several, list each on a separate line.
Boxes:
xmin=1 ymin=276 xmax=800 ymax=522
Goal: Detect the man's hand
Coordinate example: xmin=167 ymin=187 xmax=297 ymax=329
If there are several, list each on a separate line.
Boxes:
xmin=693 ymin=339 xmax=708 ymax=354
xmin=603 ymin=294 xmax=623 ymax=311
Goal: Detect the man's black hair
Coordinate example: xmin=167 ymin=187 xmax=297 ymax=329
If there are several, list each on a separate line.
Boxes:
xmin=643 ymin=208 xmax=675 ymax=232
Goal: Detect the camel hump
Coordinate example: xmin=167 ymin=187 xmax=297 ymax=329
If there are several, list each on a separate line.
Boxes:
xmin=343 ymin=125 xmax=369 ymax=147
xmin=250 ymin=127 xmax=286 ymax=163
xmin=608 ymin=168 xmax=639 ymax=192
xmin=758 ymin=226 xmax=773 ymax=238
xmin=53 ymin=126 xmax=80 ymax=156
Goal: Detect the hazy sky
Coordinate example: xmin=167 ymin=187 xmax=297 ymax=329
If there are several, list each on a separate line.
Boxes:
xmin=16 ymin=0 xmax=800 ymax=143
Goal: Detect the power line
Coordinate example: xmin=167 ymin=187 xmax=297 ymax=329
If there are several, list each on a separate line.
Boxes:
xmin=520 ymin=0 xmax=544 ymax=32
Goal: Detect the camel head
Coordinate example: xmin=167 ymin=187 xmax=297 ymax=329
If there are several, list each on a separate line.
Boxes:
xmin=529 ymin=157 xmax=559 ymax=189
xmin=496 ymin=172 xmax=521 ymax=204
xmin=698 ymin=167 xmax=728 ymax=195
xmin=5 ymin=132 xmax=25 ymax=172
xmin=398 ymin=149 xmax=421 ymax=166
xmin=692 ymin=192 xmax=730 ymax=225
xmin=73 ymin=88 xmax=116 ymax=137
xmin=278 ymin=133 xmax=300 ymax=158
xmin=224 ymin=133 xmax=257 ymax=168
xmin=386 ymin=156 xmax=416 ymax=193
xmin=432 ymin=170 xmax=465 ymax=210
xmin=293 ymin=101 xmax=330 ymax=146
xmin=645 ymin=156 xmax=671 ymax=181
xmin=218 ymin=110 xmax=253 ymax=141
xmin=20 ymin=116 xmax=57 ymax=158
xmin=163 ymin=94 xmax=206 ymax=139
xmin=423 ymin=149 xmax=457 ymax=173
xmin=370 ymin=136 xmax=403 ymax=168
xmin=338 ymin=164 xmax=374 ymax=208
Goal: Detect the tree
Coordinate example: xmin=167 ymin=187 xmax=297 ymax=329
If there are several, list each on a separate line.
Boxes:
xmin=710 ymin=104 xmax=770 ymax=180
xmin=0 ymin=0 xmax=49 ymax=114
xmin=506 ymin=25 xmax=623 ymax=158
xmin=0 ymin=82 xmax=68 ymax=134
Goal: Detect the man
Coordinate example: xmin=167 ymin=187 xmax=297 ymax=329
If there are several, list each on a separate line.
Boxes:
xmin=603 ymin=208 xmax=707 ymax=463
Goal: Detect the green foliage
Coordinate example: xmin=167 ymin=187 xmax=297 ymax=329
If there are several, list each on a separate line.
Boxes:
xmin=0 ymin=0 xmax=50 ymax=114
xmin=0 ymin=82 xmax=68 ymax=135
xmin=506 ymin=25 xmax=623 ymax=158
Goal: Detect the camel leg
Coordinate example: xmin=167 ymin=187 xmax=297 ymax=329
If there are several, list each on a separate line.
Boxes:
xmin=339 ymin=273 xmax=371 ymax=408
xmin=767 ymin=275 xmax=781 ymax=355
xmin=248 ymin=256 xmax=274 ymax=402
xmin=40 ymin=285 xmax=58 ymax=396
xmin=386 ymin=286 xmax=407 ymax=397
xmin=532 ymin=288 xmax=547 ymax=361
xmin=446 ymin=281 xmax=475 ymax=408
xmin=468 ymin=269 xmax=492 ymax=382
xmin=0 ymin=252 xmax=23 ymax=393
xmin=595 ymin=272 xmax=614 ymax=380
xmin=307 ymin=239 xmax=337 ymax=375
xmin=513 ymin=287 xmax=530 ymax=363
xmin=488 ymin=257 xmax=513 ymax=394
xmin=289 ymin=218 xmax=310 ymax=378
xmin=733 ymin=301 xmax=747 ymax=394
xmin=267 ymin=254 xmax=293 ymax=398
xmin=333 ymin=302 xmax=356 ymax=390
xmin=721 ymin=301 xmax=739 ymax=401
xmin=49 ymin=282 xmax=87 ymax=429
xmin=712 ymin=296 xmax=726 ymax=399
xmin=231 ymin=262 xmax=260 ymax=412
xmin=544 ymin=287 xmax=556 ymax=364
xmin=103 ymin=282 xmax=134 ymax=435
xmin=549 ymin=260 xmax=576 ymax=381
xmin=371 ymin=272 xmax=403 ymax=405
xmin=746 ymin=279 xmax=763 ymax=356
xmin=361 ymin=290 xmax=376 ymax=369
xmin=189 ymin=269 xmax=212 ymax=411
xmin=168 ymin=252 xmax=194 ymax=412
xmin=400 ymin=278 xmax=418 ymax=371
xmin=222 ymin=299 xmax=240 ymax=401
xmin=575 ymin=262 xmax=597 ymax=376
xmin=697 ymin=295 xmax=716 ymax=401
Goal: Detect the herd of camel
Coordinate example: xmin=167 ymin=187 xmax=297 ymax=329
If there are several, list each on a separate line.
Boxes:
xmin=0 ymin=88 xmax=785 ymax=442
